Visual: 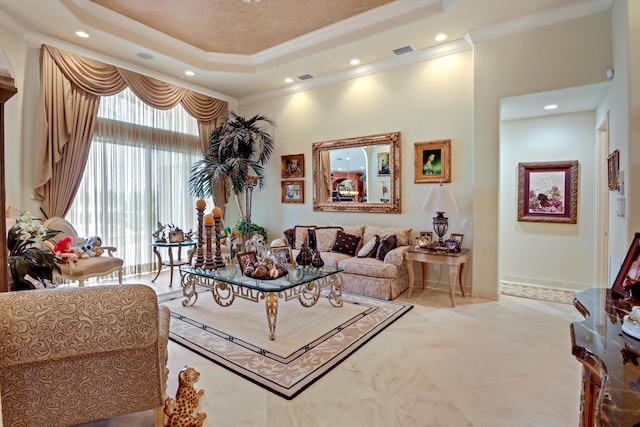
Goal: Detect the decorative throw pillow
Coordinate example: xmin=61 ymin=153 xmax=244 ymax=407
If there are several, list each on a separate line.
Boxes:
xmin=314 ymin=226 xmax=343 ymax=252
xmin=376 ymin=234 xmax=397 ymax=260
xmin=357 ymin=235 xmax=379 ymax=258
xmin=307 ymin=228 xmax=317 ymax=251
xmin=293 ymin=226 xmax=315 ymax=249
xmin=331 ymin=230 xmax=362 ymax=256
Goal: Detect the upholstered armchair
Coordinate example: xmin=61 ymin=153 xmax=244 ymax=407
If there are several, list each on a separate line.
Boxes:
xmin=42 ymin=216 xmax=124 ymax=286
xmin=0 ymin=284 xmax=170 ymax=427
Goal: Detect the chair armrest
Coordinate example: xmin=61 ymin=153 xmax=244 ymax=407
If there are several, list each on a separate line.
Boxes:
xmin=384 ymin=245 xmax=409 ymax=266
xmin=101 ymin=245 xmax=117 ymax=256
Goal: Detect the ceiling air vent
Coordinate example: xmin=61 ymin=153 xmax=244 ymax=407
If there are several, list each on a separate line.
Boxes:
xmin=392 ymin=45 xmax=415 ymax=56
xmin=297 ymin=74 xmax=314 ymax=81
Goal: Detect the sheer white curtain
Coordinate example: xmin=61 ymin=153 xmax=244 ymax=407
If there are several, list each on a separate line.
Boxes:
xmin=67 ymin=87 xmax=205 ymax=277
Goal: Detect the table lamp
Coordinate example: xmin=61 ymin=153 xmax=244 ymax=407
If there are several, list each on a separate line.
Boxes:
xmin=422 ymin=183 xmax=458 ymax=248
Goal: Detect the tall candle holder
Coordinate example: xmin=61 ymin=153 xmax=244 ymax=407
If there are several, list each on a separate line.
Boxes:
xmin=194 ymin=200 xmax=206 ymax=268
xmin=212 ymin=207 xmax=226 ymax=269
xmin=203 ymin=214 xmax=215 ymax=270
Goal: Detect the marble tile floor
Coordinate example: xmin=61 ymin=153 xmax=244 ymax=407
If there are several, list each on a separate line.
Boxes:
xmin=78 ymin=271 xmax=584 ymax=427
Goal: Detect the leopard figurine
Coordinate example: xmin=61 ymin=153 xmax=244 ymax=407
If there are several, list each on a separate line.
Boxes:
xmin=163 ymin=366 xmax=207 ymax=427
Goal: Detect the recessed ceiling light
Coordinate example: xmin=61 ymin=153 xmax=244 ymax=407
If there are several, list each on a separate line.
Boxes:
xmin=137 ymin=52 xmax=154 ymax=60
xmin=184 ymin=70 xmax=195 ymax=76
xmin=435 ymin=33 xmax=447 ymax=42
xmin=75 ymin=31 xmax=89 ymax=38
xmin=284 ymin=77 xmax=294 ymax=83
xmin=544 ymin=104 xmax=558 ymax=110
xmin=350 ymin=58 xmax=360 ymax=66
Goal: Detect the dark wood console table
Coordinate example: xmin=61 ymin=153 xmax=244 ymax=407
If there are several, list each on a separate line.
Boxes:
xmin=571 ymin=288 xmax=640 ymax=426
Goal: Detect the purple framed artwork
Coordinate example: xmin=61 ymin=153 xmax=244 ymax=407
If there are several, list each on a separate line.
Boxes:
xmin=517 ymin=160 xmax=578 ymax=224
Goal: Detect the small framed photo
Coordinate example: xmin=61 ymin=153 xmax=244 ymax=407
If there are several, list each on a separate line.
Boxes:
xmin=270 ymin=245 xmax=293 ymax=264
xmin=282 ymin=154 xmax=304 ymax=178
xmin=517 ymin=160 xmax=578 ymax=224
xmin=608 ymin=150 xmax=619 ymax=191
xmin=377 ymin=152 xmax=390 ymax=176
xmin=612 ymin=232 xmax=640 ymax=298
xmin=237 ymin=251 xmax=258 ymax=275
xmin=450 ymin=233 xmax=464 ymax=249
xmin=415 ymin=237 xmax=429 ymax=249
xmin=414 ymin=139 xmax=451 ymax=183
xmin=282 ymin=180 xmax=304 ymax=204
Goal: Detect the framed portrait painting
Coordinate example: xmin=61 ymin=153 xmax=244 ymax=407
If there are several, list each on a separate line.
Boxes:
xmin=608 ymin=150 xmax=619 ymax=191
xmin=414 ymin=139 xmax=451 ymax=183
xmin=377 ymin=152 xmax=390 ymax=176
xmin=281 ymin=154 xmax=304 ymax=179
xmin=281 ymin=180 xmax=304 ymax=204
xmin=517 ymin=160 xmax=578 ymax=224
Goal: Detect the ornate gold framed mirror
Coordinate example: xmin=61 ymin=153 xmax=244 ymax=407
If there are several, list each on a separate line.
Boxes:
xmin=312 ymin=132 xmax=400 ymax=213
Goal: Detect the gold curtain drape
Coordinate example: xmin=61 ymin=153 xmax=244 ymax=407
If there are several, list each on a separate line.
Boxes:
xmin=35 ymin=44 xmax=228 ymax=217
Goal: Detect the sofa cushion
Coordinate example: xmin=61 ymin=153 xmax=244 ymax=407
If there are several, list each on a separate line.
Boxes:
xmin=314 ymin=226 xmax=343 ymax=252
xmin=331 ymin=230 xmax=362 ymax=256
xmin=363 ymin=225 xmax=412 ymax=247
xmin=293 ymin=225 xmax=315 ymax=249
xmin=376 ymin=234 xmax=397 ymax=260
xmin=357 ymin=235 xmax=379 ymax=258
xmin=338 ymin=257 xmax=397 ymax=279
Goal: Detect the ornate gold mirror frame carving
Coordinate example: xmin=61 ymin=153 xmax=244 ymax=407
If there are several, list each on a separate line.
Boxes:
xmin=312 ymin=132 xmax=400 ymax=213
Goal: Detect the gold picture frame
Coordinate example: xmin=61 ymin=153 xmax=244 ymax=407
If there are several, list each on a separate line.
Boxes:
xmin=608 ymin=149 xmax=619 ymax=191
xmin=281 ymin=154 xmax=304 ymax=178
xmin=270 ymin=245 xmax=294 ymax=264
xmin=414 ymin=139 xmax=451 ymax=183
xmin=281 ymin=180 xmax=304 ymax=204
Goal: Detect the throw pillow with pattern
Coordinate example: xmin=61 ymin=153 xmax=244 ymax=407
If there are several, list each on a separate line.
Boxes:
xmin=331 ymin=230 xmax=362 ymax=256
xmin=357 ymin=235 xmax=379 ymax=258
xmin=376 ymin=234 xmax=397 ymax=260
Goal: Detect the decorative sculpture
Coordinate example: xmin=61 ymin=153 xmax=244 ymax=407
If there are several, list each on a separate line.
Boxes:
xmin=163 ymin=366 xmax=207 ymax=427
xmin=212 ymin=207 xmax=226 ymax=269
xmin=194 ymin=200 xmax=206 ymax=268
xmin=203 ymin=214 xmax=215 ymax=270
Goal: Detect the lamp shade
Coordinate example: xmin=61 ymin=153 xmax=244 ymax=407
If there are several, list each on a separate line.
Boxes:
xmin=422 ymin=183 xmax=459 ymax=213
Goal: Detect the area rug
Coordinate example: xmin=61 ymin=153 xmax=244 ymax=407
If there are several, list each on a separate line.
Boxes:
xmin=163 ymin=290 xmax=412 ymax=399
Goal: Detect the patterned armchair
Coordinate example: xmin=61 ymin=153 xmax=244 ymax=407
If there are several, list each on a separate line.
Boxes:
xmin=42 ymin=216 xmax=124 ymax=286
xmin=0 ymin=284 xmax=170 ymax=427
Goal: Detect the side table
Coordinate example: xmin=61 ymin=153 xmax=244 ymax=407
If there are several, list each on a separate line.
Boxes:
xmin=406 ymin=248 xmax=469 ymax=307
xmin=151 ymin=241 xmax=196 ymax=287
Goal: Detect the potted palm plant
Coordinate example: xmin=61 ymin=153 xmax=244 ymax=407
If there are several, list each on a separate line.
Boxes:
xmin=189 ymin=111 xmax=276 ymax=241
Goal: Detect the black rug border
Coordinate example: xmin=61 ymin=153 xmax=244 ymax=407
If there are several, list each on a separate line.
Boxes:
xmin=166 ymin=292 xmax=413 ymax=400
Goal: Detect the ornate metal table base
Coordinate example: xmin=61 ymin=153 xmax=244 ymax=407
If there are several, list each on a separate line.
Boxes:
xmin=180 ymin=272 xmax=343 ymax=340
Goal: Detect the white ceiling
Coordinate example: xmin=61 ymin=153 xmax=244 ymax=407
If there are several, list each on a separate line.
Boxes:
xmin=0 ymin=0 xmax=613 ymax=111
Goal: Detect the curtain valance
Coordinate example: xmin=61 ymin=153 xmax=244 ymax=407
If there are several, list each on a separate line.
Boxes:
xmin=34 ymin=44 xmax=228 ymax=216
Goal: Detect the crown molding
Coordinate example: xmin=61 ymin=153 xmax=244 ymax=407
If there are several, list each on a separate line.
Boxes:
xmin=466 ymin=0 xmax=613 ymax=45
xmin=239 ymin=39 xmax=471 ymax=105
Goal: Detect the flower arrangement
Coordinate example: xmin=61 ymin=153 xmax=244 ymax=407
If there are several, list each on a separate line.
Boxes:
xmin=7 ymin=211 xmax=61 ymax=291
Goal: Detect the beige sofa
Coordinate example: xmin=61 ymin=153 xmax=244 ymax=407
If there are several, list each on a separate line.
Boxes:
xmin=0 ymin=284 xmax=170 ymax=427
xmin=281 ymin=224 xmax=411 ymax=300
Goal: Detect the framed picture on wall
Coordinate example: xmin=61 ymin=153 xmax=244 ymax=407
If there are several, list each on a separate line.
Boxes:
xmin=517 ymin=160 xmax=578 ymax=224
xmin=414 ymin=139 xmax=451 ymax=183
xmin=281 ymin=180 xmax=304 ymax=204
xmin=608 ymin=149 xmax=619 ymax=191
xmin=282 ymin=154 xmax=304 ymax=179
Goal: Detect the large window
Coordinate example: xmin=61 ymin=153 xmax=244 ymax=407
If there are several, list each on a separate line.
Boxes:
xmin=67 ymin=88 xmax=204 ymax=276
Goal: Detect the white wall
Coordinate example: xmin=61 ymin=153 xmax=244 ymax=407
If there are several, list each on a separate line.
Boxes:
xmin=473 ymin=12 xmax=611 ymax=299
xmin=499 ymin=112 xmax=597 ymax=291
xmin=240 ymin=51 xmax=475 ymax=286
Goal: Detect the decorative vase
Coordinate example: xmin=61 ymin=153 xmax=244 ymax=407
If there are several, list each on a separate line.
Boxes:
xmin=296 ymin=241 xmax=313 ymax=267
xmin=311 ymin=250 xmax=324 ymax=269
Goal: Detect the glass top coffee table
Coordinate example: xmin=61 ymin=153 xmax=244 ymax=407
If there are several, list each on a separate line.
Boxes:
xmin=179 ymin=265 xmax=344 ymax=340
